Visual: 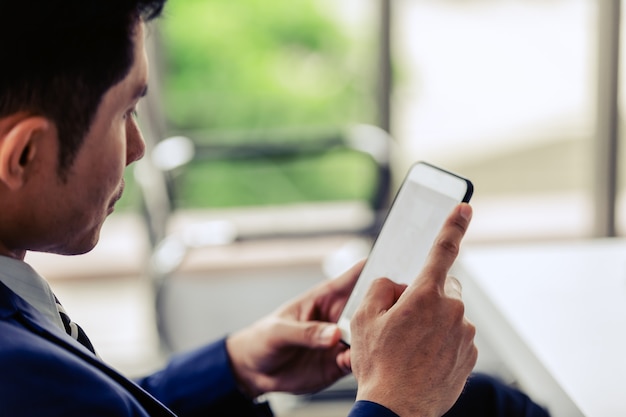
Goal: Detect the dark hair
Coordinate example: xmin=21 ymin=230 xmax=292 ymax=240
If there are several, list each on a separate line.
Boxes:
xmin=0 ymin=0 xmax=166 ymax=176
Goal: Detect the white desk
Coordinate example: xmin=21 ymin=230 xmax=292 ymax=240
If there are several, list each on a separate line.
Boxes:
xmin=457 ymin=239 xmax=626 ymax=417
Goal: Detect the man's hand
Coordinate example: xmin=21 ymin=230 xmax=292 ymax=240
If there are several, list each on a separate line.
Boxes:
xmin=225 ymin=260 xmax=364 ymax=398
xmin=350 ymin=203 xmax=477 ymax=417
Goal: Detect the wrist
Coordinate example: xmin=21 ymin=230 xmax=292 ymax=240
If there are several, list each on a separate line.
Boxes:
xmin=356 ymin=385 xmax=437 ymax=417
xmin=225 ymin=333 xmax=264 ymax=399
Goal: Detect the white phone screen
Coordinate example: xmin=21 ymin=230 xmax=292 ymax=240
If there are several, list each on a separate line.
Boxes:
xmin=337 ymin=162 xmax=472 ymax=345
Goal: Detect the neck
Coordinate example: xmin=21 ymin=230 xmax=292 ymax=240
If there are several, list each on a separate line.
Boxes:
xmin=0 ymin=242 xmax=26 ymax=261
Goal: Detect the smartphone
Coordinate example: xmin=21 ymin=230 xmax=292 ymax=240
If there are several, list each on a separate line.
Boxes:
xmin=337 ymin=161 xmax=473 ymax=345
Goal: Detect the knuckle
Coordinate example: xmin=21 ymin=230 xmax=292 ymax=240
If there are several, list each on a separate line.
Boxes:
xmin=465 ymin=320 xmax=476 ymax=340
xmin=469 ymin=344 xmax=479 ymax=367
xmin=412 ymin=283 xmax=438 ymax=306
xmin=352 ymin=307 xmax=364 ymax=324
xmin=435 ymin=236 xmax=460 ymax=258
xmin=371 ymin=276 xmax=392 ymax=287
xmin=302 ymin=322 xmax=318 ymax=341
xmin=366 ymin=277 xmax=394 ymax=297
xmin=448 ymin=298 xmax=465 ymax=321
xmin=451 ymin=216 xmax=469 ymax=234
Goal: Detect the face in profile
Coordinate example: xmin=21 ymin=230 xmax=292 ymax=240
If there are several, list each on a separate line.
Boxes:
xmin=29 ymin=22 xmax=149 ymax=256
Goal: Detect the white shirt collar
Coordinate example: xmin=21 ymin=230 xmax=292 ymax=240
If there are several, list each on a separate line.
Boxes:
xmin=0 ymin=255 xmax=65 ymax=330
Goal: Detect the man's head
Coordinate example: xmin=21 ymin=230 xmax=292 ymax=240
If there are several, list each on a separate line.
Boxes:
xmin=0 ymin=0 xmax=165 ymax=176
xmin=0 ymin=0 xmax=166 ymax=259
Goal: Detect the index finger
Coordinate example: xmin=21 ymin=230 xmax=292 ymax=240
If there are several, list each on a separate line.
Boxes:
xmin=414 ymin=203 xmax=472 ymax=289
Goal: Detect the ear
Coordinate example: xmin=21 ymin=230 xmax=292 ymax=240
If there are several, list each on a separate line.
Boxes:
xmin=0 ymin=116 xmax=54 ymax=190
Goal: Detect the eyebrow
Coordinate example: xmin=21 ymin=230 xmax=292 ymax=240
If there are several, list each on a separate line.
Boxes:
xmin=133 ymin=84 xmax=149 ymax=100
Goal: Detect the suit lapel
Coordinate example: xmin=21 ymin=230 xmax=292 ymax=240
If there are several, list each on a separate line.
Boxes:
xmin=0 ymin=282 xmax=177 ymax=417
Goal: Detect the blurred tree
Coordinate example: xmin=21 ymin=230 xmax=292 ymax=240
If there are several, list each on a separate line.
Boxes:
xmin=160 ymin=0 xmax=376 ymax=134
xmin=141 ymin=0 xmax=381 ymax=209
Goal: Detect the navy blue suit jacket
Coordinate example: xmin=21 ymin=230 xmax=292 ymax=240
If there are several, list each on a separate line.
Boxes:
xmin=0 ymin=282 xmax=395 ymax=417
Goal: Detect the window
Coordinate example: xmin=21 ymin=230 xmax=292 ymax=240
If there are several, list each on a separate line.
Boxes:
xmin=153 ymin=0 xmax=383 ymax=210
xmin=392 ymin=0 xmax=597 ymax=242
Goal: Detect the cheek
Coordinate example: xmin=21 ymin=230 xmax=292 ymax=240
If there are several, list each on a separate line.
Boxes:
xmin=82 ymin=137 xmax=127 ymax=197
xmin=92 ymin=147 xmax=124 ymax=182
xmin=105 ymin=125 xmax=129 ymax=174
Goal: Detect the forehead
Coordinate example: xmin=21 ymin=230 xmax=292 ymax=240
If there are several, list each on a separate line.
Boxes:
xmin=76 ymin=21 xmax=148 ymax=151
xmin=102 ymin=22 xmax=148 ymax=107
xmin=124 ymin=22 xmax=148 ymax=95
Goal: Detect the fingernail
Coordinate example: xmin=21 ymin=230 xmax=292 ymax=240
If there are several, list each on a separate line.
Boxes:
xmin=458 ymin=204 xmax=472 ymax=221
xmin=319 ymin=325 xmax=338 ymax=344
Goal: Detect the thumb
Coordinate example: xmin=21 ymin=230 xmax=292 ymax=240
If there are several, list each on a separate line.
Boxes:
xmin=272 ymin=319 xmax=342 ymax=349
xmin=359 ymin=277 xmax=407 ymax=318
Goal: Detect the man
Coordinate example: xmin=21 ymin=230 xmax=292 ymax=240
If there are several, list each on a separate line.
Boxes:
xmin=0 ymin=1 xmax=548 ymax=416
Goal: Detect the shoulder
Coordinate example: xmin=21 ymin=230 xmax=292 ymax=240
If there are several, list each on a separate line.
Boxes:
xmin=0 ymin=321 xmax=140 ymax=416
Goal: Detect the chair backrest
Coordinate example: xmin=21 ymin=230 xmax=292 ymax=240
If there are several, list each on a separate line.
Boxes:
xmin=136 ymin=25 xmax=396 ymax=247
xmin=133 ymin=28 xmax=396 ymax=354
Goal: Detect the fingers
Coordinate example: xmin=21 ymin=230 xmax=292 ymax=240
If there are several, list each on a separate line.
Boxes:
xmin=276 ymin=258 xmax=364 ymax=321
xmin=460 ymin=317 xmax=479 ymax=372
xmin=359 ymin=277 xmax=408 ymax=317
xmin=415 ymin=203 xmax=472 ymax=290
xmin=347 ymin=203 xmax=476 ymax=416
xmin=299 ymin=259 xmax=364 ymax=307
xmin=329 ymin=258 xmax=365 ymax=293
xmin=271 ymin=319 xmax=343 ymax=349
xmin=336 ymin=349 xmax=352 ymax=374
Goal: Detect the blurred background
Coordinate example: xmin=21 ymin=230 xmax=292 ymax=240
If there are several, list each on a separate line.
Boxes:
xmin=24 ymin=0 xmax=626 ymax=415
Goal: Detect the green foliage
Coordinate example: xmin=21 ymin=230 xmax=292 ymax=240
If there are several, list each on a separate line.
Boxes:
xmin=160 ymin=0 xmax=375 ymax=132
xmin=137 ymin=1 xmax=381 ymax=210
xmin=173 ymin=150 xmax=379 ymax=208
